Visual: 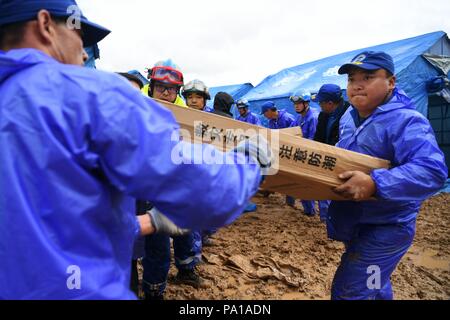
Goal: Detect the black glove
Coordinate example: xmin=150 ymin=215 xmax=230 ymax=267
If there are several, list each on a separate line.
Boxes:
xmin=234 ymin=134 xmax=273 ymax=175
xmin=148 ymin=208 xmax=191 ymax=236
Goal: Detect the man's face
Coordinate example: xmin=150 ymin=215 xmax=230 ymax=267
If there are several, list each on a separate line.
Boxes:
xmin=319 ymin=101 xmax=336 ymax=114
xmin=347 ymin=68 xmax=395 ymax=117
xmin=186 ymin=92 xmax=205 ymax=110
xmin=53 ymin=21 xmax=88 ymax=66
xmin=238 ymin=107 xmax=248 ymax=117
xmin=152 ymin=82 xmax=179 ymax=103
xmin=294 ymin=101 xmax=308 ymax=113
xmin=263 ymin=109 xmax=277 ymax=120
xmin=3 ymin=11 xmax=88 ymax=66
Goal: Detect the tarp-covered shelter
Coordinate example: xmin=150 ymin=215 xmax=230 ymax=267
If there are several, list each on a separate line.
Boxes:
xmin=206 ymin=83 xmax=254 ymax=114
xmin=241 ymin=31 xmax=450 ymax=174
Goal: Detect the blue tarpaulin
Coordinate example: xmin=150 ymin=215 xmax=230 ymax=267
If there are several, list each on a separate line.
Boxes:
xmin=206 ymin=83 xmax=254 ymax=115
xmin=210 ymin=31 xmax=449 ymax=187
xmin=242 ymin=31 xmax=450 ymax=119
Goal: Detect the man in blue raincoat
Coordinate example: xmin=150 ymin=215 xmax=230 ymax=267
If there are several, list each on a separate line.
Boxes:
xmin=236 ymin=99 xmax=262 ymax=126
xmin=291 ymin=92 xmax=318 ymax=140
xmin=289 ymin=92 xmax=319 ymax=216
xmin=328 ymin=51 xmax=448 ymax=300
xmin=181 ymin=79 xmax=213 ymax=113
xmin=313 ymin=84 xmax=350 ymax=222
xmin=0 ymin=0 xmax=270 ymax=300
xmin=314 ymin=84 xmax=350 ymax=146
xmin=261 ymin=101 xmax=296 ymax=129
xmin=261 ymin=101 xmax=298 ymax=208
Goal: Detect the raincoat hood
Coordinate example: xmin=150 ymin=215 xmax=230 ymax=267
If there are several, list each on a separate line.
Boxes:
xmin=0 ymin=49 xmax=56 ymax=84
xmin=213 ymin=92 xmax=234 ymax=117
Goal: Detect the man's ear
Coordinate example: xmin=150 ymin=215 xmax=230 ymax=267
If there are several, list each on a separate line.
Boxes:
xmin=35 ymin=10 xmax=57 ymax=45
xmin=388 ymin=74 xmax=396 ymax=91
xmin=385 ymin=71 xmax=397 ymax=91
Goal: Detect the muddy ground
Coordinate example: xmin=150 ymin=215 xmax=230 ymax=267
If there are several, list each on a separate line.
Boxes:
xmin=150 ymin=192 xmax=449 ymax=300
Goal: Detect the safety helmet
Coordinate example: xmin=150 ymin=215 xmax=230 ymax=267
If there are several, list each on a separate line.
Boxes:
xmin=147 ymin=59 xmax=184 ymax=86
xmin=181 ymin=79 xmax=211 ymax=100
xmin=236 ymin=98 xmax=250 ymax=108
xmin=290 ymin=92 xmax=311 ymax=103
xmin=127 ymin=70 xmax=149 ymax=86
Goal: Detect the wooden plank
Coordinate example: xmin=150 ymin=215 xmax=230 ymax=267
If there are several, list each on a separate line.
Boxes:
xmin=279 ymin=126 xmax=303 ymax=137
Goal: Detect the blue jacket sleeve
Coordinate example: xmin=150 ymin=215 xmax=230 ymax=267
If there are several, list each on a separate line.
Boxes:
xmin=87 ymin=79 xmax=261 ymax=230
xmin=290 ymin=114 xmax=299 ymax=128
xmin=371 ymin=115 xmax=448 ymax=201
xmin=254 ymin=115 xmax=262 ymax=126
xmin=305 ymin=117 xmax=318 ymax=140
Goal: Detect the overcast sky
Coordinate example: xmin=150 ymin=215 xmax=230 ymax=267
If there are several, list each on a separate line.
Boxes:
xmin=77 ymin=0 xmax=450 ymax=87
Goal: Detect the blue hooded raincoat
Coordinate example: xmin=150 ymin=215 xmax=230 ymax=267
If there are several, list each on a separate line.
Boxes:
xmin=329 ymin=88 xmax=447 ymax=240
xmin=236 ymin=112 xmax=262 ymax=126
xmin=267 ymin=110 xmax=296 ymax=129
xmin=0 ymin=49 xmax=261 ymax=299
xmin=293 ymin=108 xmax=319 ymax=140
xmin=328 ymin=88 xmax=447 ymax=300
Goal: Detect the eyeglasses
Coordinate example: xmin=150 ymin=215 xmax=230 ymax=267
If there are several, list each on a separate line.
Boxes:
xmin=154 ymin=83 xmax=178 ymax=95
xmin=150 ymin=66 xmax=183 ymax=85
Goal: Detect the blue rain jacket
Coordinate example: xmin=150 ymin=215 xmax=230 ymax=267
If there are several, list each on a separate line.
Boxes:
xmin=0 ymin=49 xmax=261 ymax=299
xmin=327 ymin=88 xmax=448 ymax=241
xmin=202 ymin=105 xmax=214 ymax=113
xmin=293 ymin=108 xmax=319 ymax=140
xmin=236 ymin=112 xmax=262 ymax=126
xmin=267 ymin=110 xmax=296 ymax=129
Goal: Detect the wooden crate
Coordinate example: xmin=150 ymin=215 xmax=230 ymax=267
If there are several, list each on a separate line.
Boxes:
xmin=157 ymin=99 xmax=390 ymax=200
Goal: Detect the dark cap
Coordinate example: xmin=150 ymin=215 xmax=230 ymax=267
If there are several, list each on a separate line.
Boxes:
xmin=314 ymin=84 xmax=342 ymax=103
xmin=338 ymin=51 xmax=395 ymax=75
xmin=260 ymin=101 xmax=276 ymax=114
xmin=0 ymin=0 xmax=110 ymax=47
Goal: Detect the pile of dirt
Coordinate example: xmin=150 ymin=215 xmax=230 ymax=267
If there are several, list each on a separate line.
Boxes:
xmin=160 ymin=192 xmax=450 ymax=300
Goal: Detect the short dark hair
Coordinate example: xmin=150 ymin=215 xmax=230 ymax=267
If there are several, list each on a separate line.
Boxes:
xmin=0 ymin=21 xmax=29 ymax=49
xmin=0 ymin=15 xmax=68 ymax=49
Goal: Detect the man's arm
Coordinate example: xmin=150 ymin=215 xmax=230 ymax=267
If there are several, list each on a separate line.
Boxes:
xmin=88 ymin=77 xmax=263 ymax=231
xmin=138 ymin=214 xmax=154 ymax=236
xmin=137 ymin=208 xmax=190 ymax=236
xmin=371 ymin=116 xmax=447 ymax=201
xmin=334 ymin=115 xmax=447 ymax=201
